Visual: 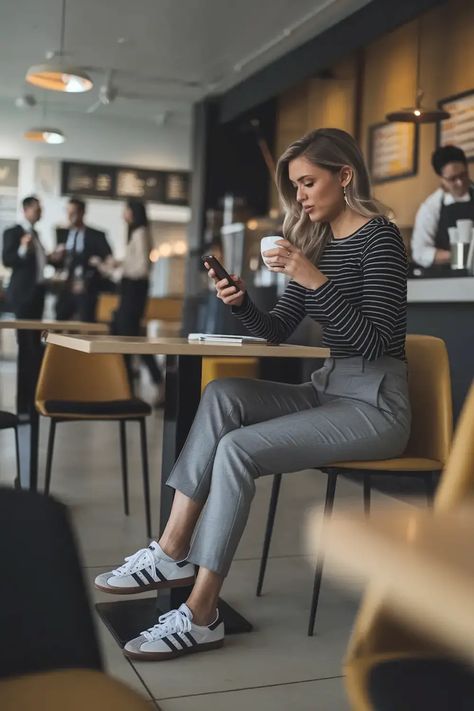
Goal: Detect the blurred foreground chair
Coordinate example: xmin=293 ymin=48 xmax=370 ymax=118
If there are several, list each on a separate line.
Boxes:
xmin=257 ymin=335 xmax=453 ymax=635
xmin=36 ymin=344 xmax=153 ymax=537
xmin=0 ymin=488 xmax=150 ymax=711
xmin=344 ymin=383 xmax=474 ymax=710
xmin=0 ymin=410 xmax=20 ymax=486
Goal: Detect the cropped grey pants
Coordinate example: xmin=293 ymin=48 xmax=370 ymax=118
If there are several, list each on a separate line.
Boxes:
xmin=166 ymin=355 xmax=411 ymax=576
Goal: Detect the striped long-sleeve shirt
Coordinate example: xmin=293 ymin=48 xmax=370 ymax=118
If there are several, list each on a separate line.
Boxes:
xmin=234 ymin=217 xmax=408 ymax=361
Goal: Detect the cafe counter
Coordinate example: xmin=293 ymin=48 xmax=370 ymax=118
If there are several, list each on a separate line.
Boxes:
xmin=407 ymin=275 xmax=473 ymax=420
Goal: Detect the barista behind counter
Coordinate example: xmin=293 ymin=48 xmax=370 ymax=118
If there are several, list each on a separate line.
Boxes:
xmin=412 ymin=145 xmax=474 ymax=269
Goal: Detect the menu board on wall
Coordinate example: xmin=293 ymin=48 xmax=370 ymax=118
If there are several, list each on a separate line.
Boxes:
xmin=437 ymin=89 xmax=474 ymax=161
xmin=61 ymin=161 xmax=190 ymax=205
xmin=368 ymin=122 xmax=418 ymax=184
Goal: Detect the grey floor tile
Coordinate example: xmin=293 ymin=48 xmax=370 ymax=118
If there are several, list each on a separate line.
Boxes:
xmin=127 ymin=556 xmax=360 ymax=699
xmin=157 ymin=676 xmax=349 ymax=711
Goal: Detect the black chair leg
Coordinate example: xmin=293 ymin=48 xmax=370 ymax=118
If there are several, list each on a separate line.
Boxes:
xmin=119 ymin=420 xmax=129 ymax=516
xmin=139 ymin=418 xmax=152 ymax=538
xmin=44 ymin=420 xmax=57 ymax=496
xmin=363 ymin=474 xmax=371 ymax=516
xmin=424 ymin=471 xmax=435 ymax=506
xmin=308 ymin=470 xmax=338 ymax=636
xmin=13 ymin=427 xmax=21 ymax=489
xmin=256 ymin=473 xmax=282 ymax=597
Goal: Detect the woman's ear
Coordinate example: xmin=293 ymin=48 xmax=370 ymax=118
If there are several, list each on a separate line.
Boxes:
xmin=340 ymin=166 xmax=353 ymax=188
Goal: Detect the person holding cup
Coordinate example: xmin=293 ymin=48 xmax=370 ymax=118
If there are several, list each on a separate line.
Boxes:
xmin=94 ymin=128 xmax=410 ymax=662
xmin=412 ymin=145 xmax=474 ymax=268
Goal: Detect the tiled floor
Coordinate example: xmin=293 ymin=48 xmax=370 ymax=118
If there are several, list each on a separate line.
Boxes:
xmin=0 ymin=354 xmax=413 ymax=710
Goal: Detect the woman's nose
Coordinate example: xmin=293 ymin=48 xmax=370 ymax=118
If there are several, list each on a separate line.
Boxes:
xmin=296 ymin=185 xmax=306 ymax=203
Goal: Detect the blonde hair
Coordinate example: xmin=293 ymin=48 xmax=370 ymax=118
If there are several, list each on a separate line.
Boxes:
xmin=275 ymin=128 xmax=391 ymax=263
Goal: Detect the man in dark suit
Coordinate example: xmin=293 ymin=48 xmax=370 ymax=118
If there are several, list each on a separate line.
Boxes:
xmin=2 ymin=196 xmax=48 ymax=414
xmin=2 ymin=196 xmax=46 ymax=318
xmin=55 ymin=197 xmax=112 ymax=322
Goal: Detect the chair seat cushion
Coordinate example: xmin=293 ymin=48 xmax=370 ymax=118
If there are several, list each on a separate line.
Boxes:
xmin=0 ymin=411 xmax=18 ymax=429
xmin=41 ymin=398 xmax=152 ymax=418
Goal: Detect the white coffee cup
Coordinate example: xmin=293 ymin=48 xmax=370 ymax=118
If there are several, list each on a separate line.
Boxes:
xmin=456 ymin=219 xmax=473 ymax=243
xmin=260 ymin=235 xmax=283 ymax=267
xmin=448 ymin=226 xmax=459 ymax=245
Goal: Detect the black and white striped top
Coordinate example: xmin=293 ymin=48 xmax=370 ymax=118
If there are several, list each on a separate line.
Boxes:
xmin=234 ymin=217 xmax=408 ymax=361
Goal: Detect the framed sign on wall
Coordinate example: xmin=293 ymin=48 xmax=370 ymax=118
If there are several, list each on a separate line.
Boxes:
xmin=61 ymin=161 xmax=190 ymax=205
xmin=368 ymin=122 xmax=418 ymax=184
xmin=437 ymin=89 xmax=474 ymax=161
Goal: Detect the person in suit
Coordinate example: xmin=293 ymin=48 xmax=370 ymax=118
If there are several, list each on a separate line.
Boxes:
xmin=2 ymin=196 xmax=51 ymax=413
xmin=2 ymin=196 xmax=47 ymax=319
xmin=55 ymin=197 xmax=112 ymax=322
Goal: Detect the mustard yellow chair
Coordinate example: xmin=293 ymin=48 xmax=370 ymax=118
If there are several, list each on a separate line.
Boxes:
xmin=257 ymin=335 xmax=453 ymax=635
xmin=35 ymin=344 xmax=153 ymax=536
xmin=95 ymin=293 xmax=119 ymax=324
xmin=201 ymin=356 xmax=260 ymax=393
xmin=344 ymin=383 xmax=474 ymax=710
xmin=0 ymin=669 xmax=151 ymax=711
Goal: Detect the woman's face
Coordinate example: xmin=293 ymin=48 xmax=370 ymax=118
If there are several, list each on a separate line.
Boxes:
xmin=123 ymin=206 xmax=133 ymax=224
xmin=288 ymin=156 xmax=346 ymax=223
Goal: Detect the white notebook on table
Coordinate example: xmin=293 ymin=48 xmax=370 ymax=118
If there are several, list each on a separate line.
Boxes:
xmin=187 ymin=333 xmax=268 ymax=345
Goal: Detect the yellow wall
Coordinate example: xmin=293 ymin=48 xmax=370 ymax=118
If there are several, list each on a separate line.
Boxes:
xmin=274 ymin=0 xmax=474 ymax=226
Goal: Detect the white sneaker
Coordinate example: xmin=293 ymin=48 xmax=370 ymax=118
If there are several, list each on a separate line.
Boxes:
xmin=94 ymin=541 xmax=195 ymax=594
xmin=123 ymin=603 xmax=224 ymax=661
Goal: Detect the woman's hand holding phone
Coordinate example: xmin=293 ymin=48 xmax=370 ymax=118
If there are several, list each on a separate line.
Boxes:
xmin=204 ymin=260 xmax=246 ymax=307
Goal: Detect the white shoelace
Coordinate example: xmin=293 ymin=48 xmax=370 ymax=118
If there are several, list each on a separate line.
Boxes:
xmin=141 ymin=609 xmax=191 ymax=641
xmin=112 ymin=547 xmax=158 ymax=579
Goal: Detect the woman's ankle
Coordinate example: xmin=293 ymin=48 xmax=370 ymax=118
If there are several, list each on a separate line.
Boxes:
xmin=157 ymin=538 xmax=187 ymax=561
xmin=186 ymin=600 xmax=218 ymax=627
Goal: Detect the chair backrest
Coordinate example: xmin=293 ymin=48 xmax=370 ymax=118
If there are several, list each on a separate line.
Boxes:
xmin=95 ymin=294 xmax=119 ymax=324
xmin=435 ymin=383 xmax=474 ymax=511
xmin=0 ymin=669 xmax=150 ymax=710
xmin=144 ymin=297 xmax=183 ymax=322
xmin=404 ymin=335 xmax=453 ymax=465
xmin=35 ymin=344 xmax=131 ymax=403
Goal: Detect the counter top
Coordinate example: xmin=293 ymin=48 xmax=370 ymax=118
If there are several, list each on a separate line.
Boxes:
xmin=408 ymin=276 xmax=474 ymax=303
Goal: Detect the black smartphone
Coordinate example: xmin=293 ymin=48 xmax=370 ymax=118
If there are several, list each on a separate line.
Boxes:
xmin=201 ymin=254 xmax=239 ymax=291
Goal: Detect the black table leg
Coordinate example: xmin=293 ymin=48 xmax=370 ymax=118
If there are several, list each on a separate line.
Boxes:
xmin=96 ymin=353 xmax=253 ymax=646
xmin=16 ymin=330 xmax=43 ymax=491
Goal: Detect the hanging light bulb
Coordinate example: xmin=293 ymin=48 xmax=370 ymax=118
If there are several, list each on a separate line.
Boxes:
xmin=25 ymin=1 xmax=93 ymax=94
xmin=24 ymin=128 xmax=66 ymax=144
xmin=386 ymin=19 xmax=450 ymax=124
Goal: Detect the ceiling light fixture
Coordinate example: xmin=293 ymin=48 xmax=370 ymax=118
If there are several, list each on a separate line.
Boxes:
xmin=25 ymin=0 xmax=92 ymax=93
xmin=24 ymin=128 xmax=66 ymax=144
xmin=386 ymin=17 xmax=450 ymax=124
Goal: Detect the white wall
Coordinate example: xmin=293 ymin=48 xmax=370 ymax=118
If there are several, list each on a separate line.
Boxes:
xmin=0 ymin=106 xmax=191 ymax=258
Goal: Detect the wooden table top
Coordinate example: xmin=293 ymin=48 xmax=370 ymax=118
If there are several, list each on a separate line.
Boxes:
xmin=0 ymin=319 xmax=109 ymax=333
xmin=45 ymin=333 xmax=330 ymax=358
xmin=309 ymin=505 xmax=474 ymax=663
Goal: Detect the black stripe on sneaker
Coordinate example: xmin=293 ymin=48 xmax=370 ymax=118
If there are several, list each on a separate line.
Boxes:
xmin=172 ymin=633 xmax=188 ymax=649
xmin=177 ymin=560 xmax=189 ymax=568
xmin=161 ymin=636 xmax=178 ymax=652
xmin=140 ymin=569 xmax=155 ymax=585
xmin=154 ymin=566 xmax=166 ymax=582
xmin=184 ymin=632 xmax=198 ymax=646
xmin=208 ymin=615 xmax=222 ymax=631
xmin=132 ymin=572 xmax=146 ymax=587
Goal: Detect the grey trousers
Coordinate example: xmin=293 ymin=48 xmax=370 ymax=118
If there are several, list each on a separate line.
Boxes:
xmin=166 ymin=355 xmax=411 ymax=576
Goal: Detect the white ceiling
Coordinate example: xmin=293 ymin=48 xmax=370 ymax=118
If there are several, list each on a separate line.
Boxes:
xmin=0 ymin=0 xmax=370 ymax=126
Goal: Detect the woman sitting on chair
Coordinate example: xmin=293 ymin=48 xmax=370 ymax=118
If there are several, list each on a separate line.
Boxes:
xmin=95 ymin=128 xmax=411 ymax=661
